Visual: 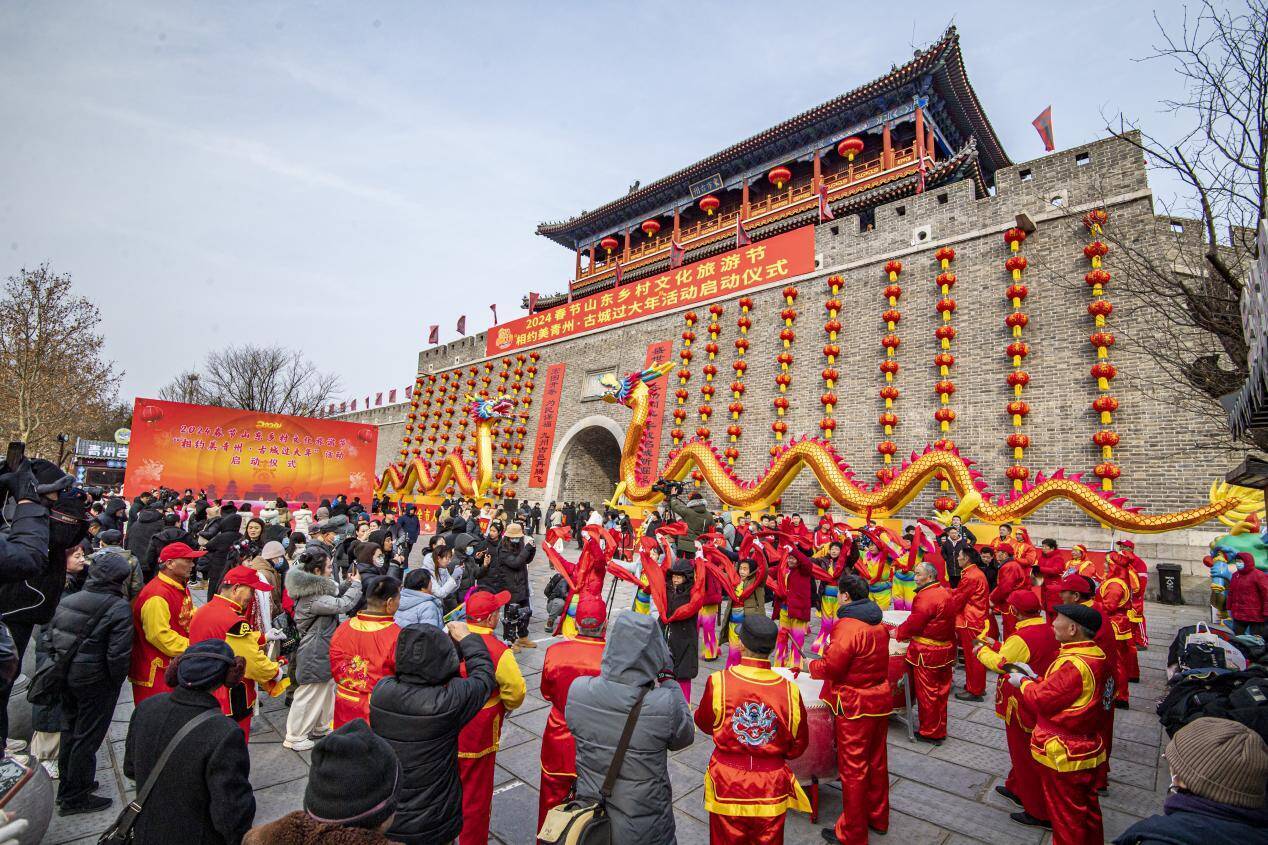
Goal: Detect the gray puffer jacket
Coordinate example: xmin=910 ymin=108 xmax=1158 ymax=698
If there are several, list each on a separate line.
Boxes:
xmin=566 ymin=613 xmax=694 ymax=845
xmin=285 ymin=567 xmax=362 ymax=685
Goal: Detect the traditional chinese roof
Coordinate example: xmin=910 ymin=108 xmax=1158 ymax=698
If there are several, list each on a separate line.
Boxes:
xmin=536 ymin=26 xmax=1008 ymax=251
xmin=530 ymin=139 xmax=983 ymax=310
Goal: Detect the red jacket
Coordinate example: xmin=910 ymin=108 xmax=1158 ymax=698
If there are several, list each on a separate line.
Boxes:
xmin=952 ymin=563 xmax=990 ymax=634
xmin=808 ymin=615 xmax=892 ymax=718
xmin=539 ymin=635 xmax=605 ymax=778
xmin=1035 ymin=550 xmax=1066 ymax=608
xmin=329 ymin=613 xmax=400 ymax=728
xmin=895 ymin=582 xmax=956 ymax=668
xmin=989 ymin=559 xmax=1028 ymax=614
xmin=1227 ymin=565 xmax=1268 ymax=623
xmin=1020 ymin=641 xmax=1111 ymax=772
xmin=782 ymin=547 xmax=815 ymax=621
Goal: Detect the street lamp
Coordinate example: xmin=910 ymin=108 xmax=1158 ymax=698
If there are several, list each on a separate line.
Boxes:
xmin=56 ymin=433 xmax=70 ymax=467
xmin=186 ymin=373 xmax=200 ymax=403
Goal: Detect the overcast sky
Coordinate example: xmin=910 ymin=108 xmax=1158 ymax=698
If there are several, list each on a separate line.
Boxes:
xmin=0 ymin=1 xmax=1206 ymax=408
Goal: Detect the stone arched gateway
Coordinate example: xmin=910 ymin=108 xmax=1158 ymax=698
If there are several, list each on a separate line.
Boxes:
xmin=545 ymin=415 xmax=626 ymax=507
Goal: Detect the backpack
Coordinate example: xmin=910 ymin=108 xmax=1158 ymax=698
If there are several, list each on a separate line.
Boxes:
xmin=1158 ymin=666 xmax=1268 ymax=741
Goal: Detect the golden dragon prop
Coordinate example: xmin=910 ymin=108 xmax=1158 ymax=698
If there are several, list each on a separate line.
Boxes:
xmin=601 ymin=363 xmax=1264 ymax=533
xmin=374 ymin=396 xmax=514 ymax=502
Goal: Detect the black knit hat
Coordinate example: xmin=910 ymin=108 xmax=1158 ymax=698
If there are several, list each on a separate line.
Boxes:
xmin=174 ymin=639 xmax=237 ymax=690
xmin=305 ymin=720 xmax=400 ymax=828
xmin=738 ymin=614 xmax=778 ymax=655
xmin=1054 ymin=603 xmax=1102 ymax=635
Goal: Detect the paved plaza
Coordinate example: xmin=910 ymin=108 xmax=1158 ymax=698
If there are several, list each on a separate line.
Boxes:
xmin=42 ymin=543 xmax=1205 ymax=845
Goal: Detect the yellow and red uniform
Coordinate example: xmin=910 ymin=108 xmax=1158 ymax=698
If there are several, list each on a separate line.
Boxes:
xmin=1096 ymin=574 xmax=1133 ymax=705
xmin=975 ymin=617 xmax=1058 ymax=821
xmin=129 ymin=573 xmax=193 ymax=704
xmin=952 ymin=563 xmax=991 ymax=697
xmin=808 ymin=613 xmax=892 ymax=844
xmin=1019 ymin=640 xmax=1111 ymax=845
xmin=1120 ymin=548 xmax=1148 ymax=651
xmin=1036 ymin=550 xmax=1066 ymax=618
xmin=1074 ymin=555 xmax=1105 ymax=583
xmin=693 ymin=656 xmax=810 ymax=845
xmin=537 ymin=634 xmax=605 ymax=830
xmin=894 ymin=581 xmax=956 ymax=739
xmin=989 ymin=558 xmax=1028 ymax=639
xmin=189 ymin=594 xmax=289 ymax=739
xmin=458 ymin=624 xmax=526 ymax=845
xmin=329 ymin=612 xmax=400 ymax=729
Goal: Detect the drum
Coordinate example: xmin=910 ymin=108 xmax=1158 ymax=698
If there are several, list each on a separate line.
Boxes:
xmin=774 ymin=670 xmax=837 ymax=781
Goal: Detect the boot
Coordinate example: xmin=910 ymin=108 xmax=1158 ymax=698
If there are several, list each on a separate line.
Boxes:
xmin=516 ymin=637 xmax=537 ymax=649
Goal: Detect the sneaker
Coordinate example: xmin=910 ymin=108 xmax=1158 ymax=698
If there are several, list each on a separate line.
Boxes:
xmin=820 ymin=829 xmax=843 ymax=844
xmin=41 ymin=760 xmax=59 ymax=779
xmin=282 ymin=738 xmax=314 ymax=751
xmin=309 ymin=727 xmax=331 ymax=739
xmin=1009 ymin=811 xmax=1052 ymax=829
xmin=954 ymin=691 xmax=985 ymax=702
xmin=58 ymin=794 xmax=113 ymax=815
xmin=994 ymin=784 xmax=1021 ymax=806
xmin=4 ymin=738 xmax=27 ymax=754
xmin=913 ymin=733 xmax=944 ymax=746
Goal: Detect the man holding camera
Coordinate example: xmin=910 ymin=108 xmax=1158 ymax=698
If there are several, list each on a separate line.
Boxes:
xmin=659 ymin=481 xmax=709 ymax=560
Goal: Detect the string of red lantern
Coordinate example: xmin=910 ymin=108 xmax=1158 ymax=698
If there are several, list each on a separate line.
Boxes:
xmin=730 ymin=297 xmax=753 ymax=458
xmin=1003 ymin=228 xmax=1031 ymax=492
xmin=876 ymin=261 xmax=903 ymax=482
xmin=671 ymin=311 xmax=697 ymax=449
xmin=773 ymin=287 xmax=797 ymax=445
xmin=931 ymin=247 xmax=958 ymax=503
xmin=821 ymin=276 xmax=843 ymax=440
xmin=1083 ymin=211 xmax=1119 ymax=491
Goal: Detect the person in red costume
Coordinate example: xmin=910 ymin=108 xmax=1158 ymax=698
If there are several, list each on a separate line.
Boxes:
xmin=537 ymin=595 xmax=607 ymax=830
xmin=1069 ymin=545 xmax=1103 ymax=582
xmin=809 ymin=574 xmax=892 ymax=844
xmin=1035 ymin=538 xmax=1066 ymax=619
xmin=458 ymin=589 xmax=527 ymax=845
xmin=694 ymin=613 xmax=810 ymax=845
xmin=951 ymin=546 xmax=992 ymax=702
xmin=1012 ymin=526 xmax=1040 ymax=571
xmin=329 ymin=576 xmax=402 ymax=729
xmin=1098 ymin=553 xmax=1135 ymax=708
xmin=893 ymin=562 xmax=956 ymax=743
xmin=990 ymin=545 xmax=1027 ymax=639
xmin=771 ymin=518 xmax=814 ymax=670
xmin=973 ymin=590 xmax=1058 ymax=825
xmin=1008 ymin=603 xmax=1112 ymax=843
xmin=130 ymin=542 xmax=199 ymax=704
xmin=1115 ymin=539 xmax=1149 ymax=651
xmin=1056 ymin=573 xmax=1118 ymax=794
xmin=189 ymin=565 xmax=289 ymax=739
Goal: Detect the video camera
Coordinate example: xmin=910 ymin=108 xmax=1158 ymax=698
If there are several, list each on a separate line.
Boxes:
xmin=650 ymin=478 xmax=688 ymax=498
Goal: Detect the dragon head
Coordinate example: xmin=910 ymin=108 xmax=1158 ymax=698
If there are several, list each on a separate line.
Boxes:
xmin=467 ymin=395 xmax=515 ymax=423
xmin=600 ymin=361 xmax=674 ymax=406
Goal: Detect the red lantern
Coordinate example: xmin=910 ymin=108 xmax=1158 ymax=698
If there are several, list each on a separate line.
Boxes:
xmin=703 ymin=364 xmax=717 ymax=379
xmin=827 ymin=275 xmax=843 ymax=292
xmin=823 ymin=343 xmax=840 ymax=358
xmin=671 ymin=428 xmax=685 ymax=441
xmin=1090 ymin=331 xmax=1115 ymax=348
xmin=696 ymin=427 xmax=711 ymax=439
xmin=680 ymin=348 xmax=693 ymax=362
xmin=821 ymin=367 xmax=839 ymax=382
xmin=641 ymin=219 xmax=661 ymax=238
xmin=724 ymin=447 xmax=740 ymax=461
xmin=705 ymin=342 xmax=719 ymax=356
xmin=701 ymin=383 xmax=715 ymax=397
xmin=732 ymin=360 xmax=748 ymax=375
xmin=775 ymin=373 xmax=791 ymax=389
xmin=699 ymin=195 xmax=720 ymax=216
xmin=780 ymin=307 xmax=797 ymax=323
xmin=935 ymin=496 xmax=957 ymax=511
xmin=821 ymin=392 xmax=838 ymax=408
xmin=935 ymin=408 xmax=956 ymax=424
xmin=1007 ymin=341 xmax=1030 ymax=359
xmin=881 ymin=334 xmax=901 ymax=351
xmin=877 ymin=440 xmax=897 ymax=456
xmin=771 ymin=421 xmax=788 ymax=435
xmin=709 ymin=303 xmax=725 ymax=317
xmin=1004 ymin=228 xmax=1027 ymax=251
xmin=698 ymin=405 xmax=713 ymax=420
xmin=727 ymin=401 xmax=743 ymax=415
xmin=779 ymin=328 xmax=795 ymax=344
xmin=1007 ymin=371 xmax=1030 ymax=388
xmin=673 ymin=408 xmax=687 ymax=422
xmin=819 ymin=418 xmax=837 ymax=433
xmin=1083 ymin=209 xmax=1109 ymax=231
xmin=1094 ymin=462 xmax=1121 ymax=480
xmin=1093 ymin=430 xmax=1120 ymax=447
xmin=1083 ymin=241 xmax=1109 ymax=261
xmin=937 ymin=272 xmax=957 ymax=289
xmin=935 ymin=246 xmax=956 ymax=266
xmin=1006 ymin=283 xmax=1029 ymax=302
xmin=881 ymin=308 xmax=902 ymax=324
xmin=1007 ymin=400 xmax=1031 ymax=418
xmin=1085 ymin=269 xmax=1111 ymax=288
xmin=1006 ymin=465 xmax=1029 ymax=481
xmin=879 ymin=411 xmax=898 ymax=428
xmin=768 ymin=166 xmax=792 ymax=189
xmin=884 ymin=260 xmax=903 ymax=280
xmin=813 ymin=494 xmax=832 ymax=511
xmin=140 ymin=404 xmax=163 ymax=423
xmin=684 ymin=311 xmax=698 ymax=325
xmin=599 ymin=236 xmax=619 ymax=254
xmin=777 ymin=352 xmax=793 ymax=368
xmin=681 ymin=329 xmax=696 ymax=342
xmin=824 ymin=320 xmax=842 ymax=335
xmin=884 ymin=284 xmax=902 ymax=300
xmin=880 ymin=359 xmax=899 ymax=376
xmin=773 ymin=397 xmax=789 ymax=412
xmin=738 ymin=296 xmax=754 ymax=310
xmin=782 ymin=286 xmax=799 ymax=302
xmin=730 ymin=381 xmax=745 ymax=395
xmin=734 ymin=338 xmax=750 ymax=352
xmin=736 ymin=316 xmax=752 ymax=331
xmin=1093 ymin=396 xmax=1119 ymax=414
xmin=880 ymin=385 xmax=900 ymax=401
xmin=1091 ymin=362 xmax=1117 ymax=381
xmin=876 ymin=468 xmax=894 ymax=483
xmin=935 ymin=325 xmax=958 ymax=342
xmin=837 ymin=137 xmax=864 ymax=161
xmin=727 ymin=425 xmax=742 ymax=438
xmin=1087 ymin=300 xmax=1113 ymax=320
xmin=1006 ymin=256 xmax=1028 ymax=280
xmin=935 ymin=380 xmax=956 ymax=396
xmin=934 ymin=352 xmax=955 ymax=368
xmin=1007 ymin=433 xmax=1030 ymax=449
xmin=1005 ymin=312 xmax=1029 ymax=330
xmin=934 ymin=298 xmax=956 ymax=316
xmin=675 ymin=388 xmax=689 ymax=401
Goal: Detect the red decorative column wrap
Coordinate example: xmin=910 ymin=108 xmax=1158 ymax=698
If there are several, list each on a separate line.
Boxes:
xmin=528 ymin=363 xmax=566 ymax=488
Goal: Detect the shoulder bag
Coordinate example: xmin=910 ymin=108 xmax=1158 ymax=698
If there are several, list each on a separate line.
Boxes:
xmin=537 ymin=685 xmax=649 ymax=845
xmin=27 ymin=600 xmax=113 ymax=706
xmin=98 ymin=708 xmax=220 ymax=844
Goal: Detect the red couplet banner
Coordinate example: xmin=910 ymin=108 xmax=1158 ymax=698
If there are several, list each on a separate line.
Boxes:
xmin=638 ymin=341 xmax=674 ymax=484
xmin=123 ymin=398 xmax=379 ymax=505
xmin=529 ymin=363 xmax=567 ymax=487
xmin=487 ymin=226 xmax=816 ymax=355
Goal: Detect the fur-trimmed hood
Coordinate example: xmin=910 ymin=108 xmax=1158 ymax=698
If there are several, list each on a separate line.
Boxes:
xmin=285 ymin=567 xmax=337 ymax=599
xmin=243 ymin=811 xmax=401 ymax=844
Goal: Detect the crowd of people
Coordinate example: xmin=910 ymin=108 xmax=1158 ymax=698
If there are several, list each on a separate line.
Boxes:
xmin=0 ymin=464 xmax=1264 ymax=845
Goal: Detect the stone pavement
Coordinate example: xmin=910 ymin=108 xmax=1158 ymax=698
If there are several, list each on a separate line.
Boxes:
xmin=43 ymin=544 xmax=1206 ymax=845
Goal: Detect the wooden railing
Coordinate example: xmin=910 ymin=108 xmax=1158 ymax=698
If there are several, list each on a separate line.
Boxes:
xmin=575 ymin=142 xmax=921 ymax=283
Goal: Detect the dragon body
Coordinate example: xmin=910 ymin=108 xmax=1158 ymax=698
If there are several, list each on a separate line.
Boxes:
xmin=603 ymin=363 xmax=1264 ymax=534
xmin=375 ymin=396 xmax=513 ymax=501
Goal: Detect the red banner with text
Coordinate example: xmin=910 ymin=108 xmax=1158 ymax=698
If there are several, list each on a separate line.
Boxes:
xmin=529 ymin=363 xmax=567 ymax=487
xmin=123 ymin=398 xmax=379 ymax=505
xmin=638 ymin=341 xmax=673 ymax=485
xmin=487 ymin=226 xmax=815 ymax=355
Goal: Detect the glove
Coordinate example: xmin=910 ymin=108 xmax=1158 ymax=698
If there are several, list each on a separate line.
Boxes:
xmin=265 ymin=628 xmax=288 ymax=642
xmin=1007 ymin=672 xmax=1026 ymax=688
xmin=0 ymin=459 xmax=39 ymax=503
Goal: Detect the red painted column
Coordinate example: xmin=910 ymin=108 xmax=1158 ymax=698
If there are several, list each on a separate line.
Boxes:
xmin=915 ymin=108 xmax=925 ymax=160
xmin=882 ymin=122 xmax=893 ymax=170
xmin=741 ymin=179 xmax=749 ymax=218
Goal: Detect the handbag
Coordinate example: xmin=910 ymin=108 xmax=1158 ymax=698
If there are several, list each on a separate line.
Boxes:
xmin=98 ymin=708 xmax=220 ymax=844
xmin=537 ymin=686 xmax=649 ymax=845
xmin=27 ymin=600 xmax=113 ymax=706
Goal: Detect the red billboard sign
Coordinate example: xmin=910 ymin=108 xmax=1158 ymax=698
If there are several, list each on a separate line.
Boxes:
xmin=487 ymin=226 xmax=816 ymax=356
xmin=123 ymin=398 xmax=379 ymax=505
xmin=528 ymin=363 xmax=567 ymax=488
xmin=638 ymin=341 xmax=673 ymax=485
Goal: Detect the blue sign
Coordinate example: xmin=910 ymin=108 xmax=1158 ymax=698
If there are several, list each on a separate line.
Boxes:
xmin=688 ymin=173 xmax=723 ymax=199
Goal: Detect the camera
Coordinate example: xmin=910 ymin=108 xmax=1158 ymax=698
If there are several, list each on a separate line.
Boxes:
xmin=651 ymin=478 xmax=687 ymax=497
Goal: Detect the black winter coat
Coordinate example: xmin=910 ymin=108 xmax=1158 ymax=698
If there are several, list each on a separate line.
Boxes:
xmin=370 ymin=626 xmax=496 ymax=845
xmin=126 ymin=507 xmax=164 ymax=562
xmin=203 ymin=515 xmax=243 ymax=593
xmin=145 ymin=526 xmax=197 ymax=580
xmin=48 ymin=555 xmax=133 ymax=687
xmin=665 ymin=581 xmax=699 ymax=680
xmin=124 ymin=686 xmax=255 ymax=845
xmin=477 ymin=538 xmax=534 ymax=603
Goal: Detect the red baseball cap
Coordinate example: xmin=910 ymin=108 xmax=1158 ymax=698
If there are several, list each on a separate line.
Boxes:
xmin=1007 ymin=589 xmax=1042 ymax=614
xmin=994 ymin=543 xmax=1015 ymax=557
xmin=575 ymin=596 xmax=608 ymax=629
xmin=221 ymin=565 xmax=273 ymax=591
xmin=158 ymin=542 xmax=207 ymax=563
xmin=466 ymin=590 xmax=511 ymax=618
xmin=1056 ymin=573 xmax=1094 ymax=595
xmin=1116 ymin=539 xmax=1135 ymax=549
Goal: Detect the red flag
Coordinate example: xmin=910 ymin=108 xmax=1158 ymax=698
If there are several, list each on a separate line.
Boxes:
xmin=916 ymin=153 xmax=927 ymax=195
xmin=670 ymin=239 xmax=684 ymax=268
xmin=405 ymin=386 xmax=412 ymax=399
xmin=490 ymin=303 xmax=498 ymax=324
xmin=375 ymin=392 xmax=383 ymax=406
xmin=428 ymin=324 xmax=439 ymax=344
xmin=614 ymin=261 xmax=623 ymax=285
xmin=364 ymin=396 xmax=369 ymax=409
xmin=817 ymin=183 xmax=835 ymax=221
xmin=456 ymin=315 xmax=466 ymax=335
xmin=389 ymin=389 xmax=397 ymax=403
xmin=340 ymin=401 xmax=347 ymax=413
xmin=527 ymin=292 xmax=539 ymax=312
xmin=351 ymin=399 xmax=357 ymax=411
xmin=736 ymin=218 xmax=750 ymax=248
xmin=1032 ymin=106 xmax=1055 ymax=152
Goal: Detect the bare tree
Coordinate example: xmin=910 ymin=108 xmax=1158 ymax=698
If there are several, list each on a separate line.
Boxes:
xmin=1104 ymin=0 xmax=1267 ymax=450
xmin=0 ymin=264 xmax=122 ymax=457
xmin=159 ymin=344 xmax=342 ymax=417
